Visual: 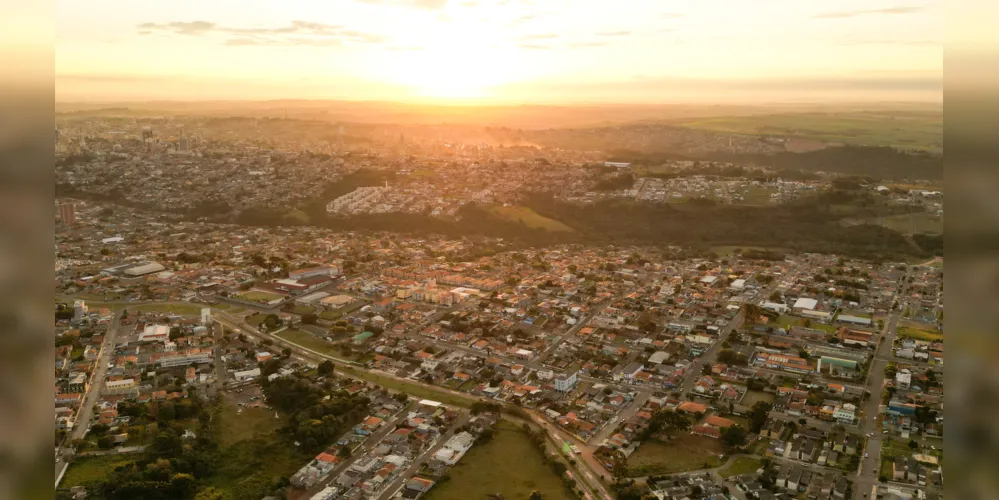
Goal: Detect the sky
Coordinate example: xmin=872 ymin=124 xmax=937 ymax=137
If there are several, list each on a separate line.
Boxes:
xmin=55 ymin=0 xmax=943 ymax=104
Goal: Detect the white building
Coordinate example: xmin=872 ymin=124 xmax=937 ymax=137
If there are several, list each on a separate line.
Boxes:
xmin=792 ymin=297 xmax=818 ymax=311
xmin=896 ymin=370 xmax=912 ymax=390
xmin=554 ymin=371 xmax=579 ymax=392
xmin=201 ymin=308 xmax=212 ymax=325
xmin=233 ymin=367 xmax=261 ymax=381
xmin=139 ymin=324 xmax=170 ymax=343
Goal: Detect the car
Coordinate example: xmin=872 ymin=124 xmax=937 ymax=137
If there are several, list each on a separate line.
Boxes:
xmin=865 ymin=453 xmax=870 ymax=458
xmin=883 ymin=430 xmax=888 ymax=434
xmin=56 ymin=457 xmax=61 ymax=463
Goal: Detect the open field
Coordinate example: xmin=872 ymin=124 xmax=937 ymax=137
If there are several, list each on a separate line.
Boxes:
xmin=678 ymin=112 xmax=942 ymax=152
xmin=275 ymin=329 xmax=355 ymax=360
xmin=203 ymin=398 xmax=311 ymax=500
xmin=741 ymin=390 xmax=775 ymax=407
xmin=772 ymin=314 xmax=837 ymax=334
xmin=218 ymin=395 xmax=283 ymax=447
xmin=340 ymin=366 xmax=478 ymax=408
xmin=849 ymin=212 xmax=943 ymax=235
xmin=237 ymin=290 xmax=286 ymax=303
xmin=424 ymin=420 xmax=573 ymax=500
xmin=61 ymin=455 xmax=136 ymax=489
xmin=488 ymin=205 xmax=574 ymax=232
xmin=719 ymin=456 xmax=763 ymax=478
xmin=287 ymin=305 xmax=315 ymax=316
xmin=626 ymin=434 xmax=725 ymax=477
xmin=133 ymin=303 xmax=203 ymax=316
xmin=897 ymin=326 xmax=943 ymax=342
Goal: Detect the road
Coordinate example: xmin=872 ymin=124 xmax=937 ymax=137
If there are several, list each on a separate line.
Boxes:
xmin=375 ymin=413 xmax=470 ymax=500
xmin=853 ymin=268 xmax=913 ymax=500
xmin=681 ymin=309 xmax=746 ymax=394
xmin=56 ymin=313 xmax=122 ymax=486
xmin=301 ymin=408 xmax=411 ymax=498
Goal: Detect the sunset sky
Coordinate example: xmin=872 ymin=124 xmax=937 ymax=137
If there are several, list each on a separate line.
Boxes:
xmin=56 ymin=0 xmax=942 ymax=103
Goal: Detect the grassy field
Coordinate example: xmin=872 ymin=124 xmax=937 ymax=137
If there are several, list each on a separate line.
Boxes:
xmin=218 ymin=397 xmax=283 ymax=447
xmin=742 ymin=390 xmax=775 ymax=407
xmin=287 ymin=305 xmax=315 ymax=316
xmin=867 ymin=212 xmax=943 ymax=235
xmin=274 ymin=329 xmax=355 ymax=360
xmin=246 ymin=313 xmax=268 ymax=328
xmin=237 ymin=290 xmax=286 ymax=303
xmin=133 ymin=303 xmax=203 ymax=316
xmin=679 ymin=111 xmax=942 ymax=152
xmin=340 ymin=366 xmax=478 ymax=409
xmin=626 ymin=434 xmax=725 ymax=477
xmin=203 ymin=399 xmax=311 ymax=500
xmin=61 ymin=455 xmax=136 ymax=489
xmin=719 ymin=456 xmax=763 ymax=478
xmin=487 ymin=205 xmax=574 ymax=232
xmin=897 ymin=326 xmax=943 ymax=342
xmin=424 ymin=420 xmax=573 ymax=500
xmin=772 ymin=314 xmax=837 ymax=334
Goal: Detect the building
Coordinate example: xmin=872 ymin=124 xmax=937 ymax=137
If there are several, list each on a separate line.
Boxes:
xmin=896 ymin=370 xmax=912 ymax=390
xmin=139 ymin=324 xmax=170 ymax=343
xmin=290 ymin=266 xmax=339 ymax=280
xmin=201 ymin=308 xmax=212 ymax=326
xmin=792 ymin=298 xmax=819 ymax=312
xmin=555 ymin=371 xmax=579 ymax=392
xmin=73 ymin=300 xmax=88 ymax=321
xmin=59 ymin=202 xmax=76 ymax=225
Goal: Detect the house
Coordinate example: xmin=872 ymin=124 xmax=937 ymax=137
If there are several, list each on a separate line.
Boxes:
xmin=405 ymin=477 xmax=435 ymax=493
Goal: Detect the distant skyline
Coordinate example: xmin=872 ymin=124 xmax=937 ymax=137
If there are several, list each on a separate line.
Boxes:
xmin=56 ymin=0 xmax=942 ymax=104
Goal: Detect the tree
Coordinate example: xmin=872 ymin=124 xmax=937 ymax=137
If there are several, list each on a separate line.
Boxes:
xmin=748 ymin=402 xmax=773 ymax=433
xmin=530 ymin=491 xmax=543 ymax=500
xmin=97 ymin=435 xmax=115 ymax=449
xmin=769 ymin=290 xmax=782 ymax=301
xmin=301 ymin=313 xmax=318 ymax=325
xmin=317 ymin=360 xmax=335 ymax=376
xmin=721 ymin=425 xmax=747 ymax=448
xmin=908 ymin=439 xmax=919 ymax=449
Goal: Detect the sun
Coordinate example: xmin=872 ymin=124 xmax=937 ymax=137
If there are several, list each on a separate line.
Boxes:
xmin=377 ymin=21 xmax=523 ymax=102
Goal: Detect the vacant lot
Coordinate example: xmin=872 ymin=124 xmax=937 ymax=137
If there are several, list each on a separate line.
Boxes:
xmin=237 ymin=291 xmax=285 ymax=303
xmin=61 ymin=455 xmax=136 ymax=489
xmin=203 ymin=398 xmax=311 ymax=500
xmin=719 ymin=456 xmax=763 ymax=478
xmin=340 ymin=366 xmax=477 ymax=409
xmin=424 ymin=420 xmax=573 ymax=500
xmin=133 ymin=303 xmax=203 ymax=316
xmin=626 ymin=434 xmax=725 ymax=477
xmin=274 ymin=329 xmax=354 ymax=360
xmin=219 ymin=393 xmax=282 ymax=447
xmin=773 ymin=314 xmax=837 ymax=334
xmin=488 ymin=205 xmax=574 ymax=232
xmin=742 ymin=390 xmax=775 ymax=407
xmin=897 ymin=327 xmax=942 ymax=342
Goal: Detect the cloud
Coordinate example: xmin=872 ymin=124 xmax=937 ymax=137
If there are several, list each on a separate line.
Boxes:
xmin=518 ymin=33 xmax=558 ymax=40
xmin=812 ymin=6 xmax=923 ymax=19
xmin=137 ymin=21 xmax=217 ymax=35
xmin=566 ymin=41 xmax=608 ymax=48
xmin=517 ymin=43 xmax=551 ymax=50
xmin=840 ymin=39 xmax=939 ymax=46
xmin=660 ymin=13 xmax=683 ymax=19
xmin=596 ymin=30 xmax=632 ymax=37
xmin=355 ymin=0 xmax=448 ymax=9
xmin=136 ymin=20 xmax=388 ymax=47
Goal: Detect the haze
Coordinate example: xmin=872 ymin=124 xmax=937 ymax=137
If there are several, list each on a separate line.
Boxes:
xmin=56 ymin=0 xmax=941 ymax=104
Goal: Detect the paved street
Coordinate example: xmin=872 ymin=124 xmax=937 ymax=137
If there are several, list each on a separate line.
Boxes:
xmin=375 ymin=413 xmax=470 ymax=500
xmin=56 ymin=313 xmax=122 ymax=486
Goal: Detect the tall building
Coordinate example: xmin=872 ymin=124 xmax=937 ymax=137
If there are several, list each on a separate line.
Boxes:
xmin=59 ymin=203 xmax=76 ymax=226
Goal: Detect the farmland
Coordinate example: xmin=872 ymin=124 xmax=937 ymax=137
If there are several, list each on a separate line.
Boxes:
xmin=678 ymin=111 xmax=942 ymax=152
